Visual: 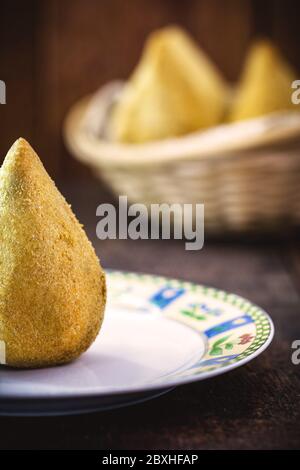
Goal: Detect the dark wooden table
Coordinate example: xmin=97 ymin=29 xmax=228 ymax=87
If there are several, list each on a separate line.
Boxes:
xmin=1 ymin=180 xmax=300 ymax=450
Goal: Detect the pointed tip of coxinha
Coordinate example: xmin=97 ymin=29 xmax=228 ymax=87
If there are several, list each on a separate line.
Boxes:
xmin=8 ymin=136 xmax=33 ymax=154
xmin=3 ymin=137 xmax=37 ymax=166
xmin=0 ymin=137 xmax=48 ymax=192
xmin=0 ymin=138 xmax=106 ymax=369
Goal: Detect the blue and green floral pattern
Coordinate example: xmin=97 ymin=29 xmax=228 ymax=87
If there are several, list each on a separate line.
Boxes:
xmin=107 ymin=270 xmax=274 ymax=383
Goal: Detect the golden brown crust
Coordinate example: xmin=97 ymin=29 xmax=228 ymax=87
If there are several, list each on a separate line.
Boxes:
xmin=0 ymin=138 xmax=106 ymax=368
xmin=109 ymin=26 xmax=229 ymax=142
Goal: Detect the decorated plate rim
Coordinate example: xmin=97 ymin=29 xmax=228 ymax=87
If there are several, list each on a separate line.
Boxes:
xmin=102 ymin=269 xmax=274 ymax=393
xmin=0 ymin=269 xmax=274 ymax=399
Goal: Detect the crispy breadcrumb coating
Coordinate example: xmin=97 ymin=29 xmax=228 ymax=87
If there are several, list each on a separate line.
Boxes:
xmin=0 ymin=138 xmax=106 ymax=368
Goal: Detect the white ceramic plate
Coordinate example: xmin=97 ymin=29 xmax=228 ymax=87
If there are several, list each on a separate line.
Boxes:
xmin=0 ymin=270 xmax=274 ymax=416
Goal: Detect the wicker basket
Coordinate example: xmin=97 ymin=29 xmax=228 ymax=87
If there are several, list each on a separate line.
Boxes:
xmin=63 ymin=82 xmax=300 ymax=233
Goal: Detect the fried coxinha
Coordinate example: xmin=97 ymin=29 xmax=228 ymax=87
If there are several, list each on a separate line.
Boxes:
xmin=0 ymin=138 xmax=106 ymax=368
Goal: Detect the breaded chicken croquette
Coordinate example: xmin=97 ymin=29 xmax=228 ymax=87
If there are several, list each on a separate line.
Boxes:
xmin=229 ymin=40 xmax=296 ymax=122
xmin=0 ymin=138 xmax=106 ymax=368
xmin=109 ymin=26 xmax=229 ymax=143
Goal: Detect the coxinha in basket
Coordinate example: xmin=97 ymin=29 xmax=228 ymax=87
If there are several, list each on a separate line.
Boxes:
xmin=108 ymin=26 xmax=298 ymax=143
xmin=0 ymin=139 xmax=106 ymax=368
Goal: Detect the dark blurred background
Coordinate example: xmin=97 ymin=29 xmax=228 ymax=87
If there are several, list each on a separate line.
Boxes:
xmin=1 ymin=0 xmax=300 ymax=180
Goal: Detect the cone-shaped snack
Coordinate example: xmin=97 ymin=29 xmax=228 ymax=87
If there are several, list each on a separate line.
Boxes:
xmin=109 ymin=26 xmax=229 ymax=143
xmin=0 ymin=139 xmax=106 ymax=368
xmin=229 ymin=40 xmax=296 ymax=122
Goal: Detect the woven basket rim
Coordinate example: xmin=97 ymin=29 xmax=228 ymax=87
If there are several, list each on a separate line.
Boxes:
xmin=63 ymin=82 xmax=300 ymax=169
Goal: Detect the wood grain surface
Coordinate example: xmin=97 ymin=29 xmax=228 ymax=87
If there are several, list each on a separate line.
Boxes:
xmin=0 ymin=178 xmax=299 ymax=450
